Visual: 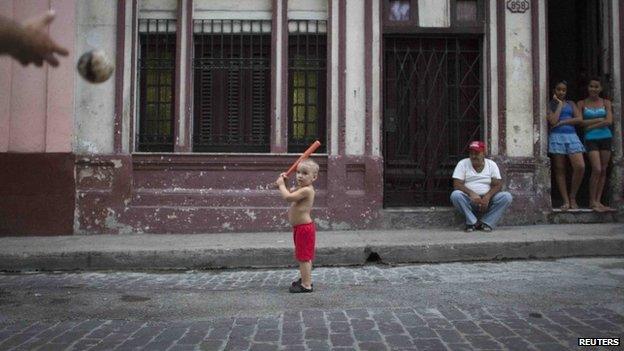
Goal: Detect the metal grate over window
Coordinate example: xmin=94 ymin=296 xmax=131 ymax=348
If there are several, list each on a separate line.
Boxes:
xmin=137 ymin=19 xmax=177 ymax=152
xmin=193 ymin=20 xmax=272 ymax=152
xmin=288 ymin=20 xmax=327 ymax=153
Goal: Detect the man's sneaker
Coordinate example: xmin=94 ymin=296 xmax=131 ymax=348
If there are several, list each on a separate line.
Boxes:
xmin=481 ymin=223 xmax=493 ymax=232
xmin=465 ymin=224 xmax=475 ymax=232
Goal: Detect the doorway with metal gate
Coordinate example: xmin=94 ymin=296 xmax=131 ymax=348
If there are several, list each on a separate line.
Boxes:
xmin=383 ymin=36 xmax=483 ymax=207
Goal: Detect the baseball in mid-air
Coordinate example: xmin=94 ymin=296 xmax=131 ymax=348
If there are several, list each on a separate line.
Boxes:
xmin=77 ymin=50 xmax=114 ymax=83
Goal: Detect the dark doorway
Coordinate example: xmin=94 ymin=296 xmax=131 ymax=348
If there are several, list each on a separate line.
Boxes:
xmin=547 ymin=0 xmax=609 ymax=208
xmin=548 ymin=0 xmax=607 ymax=101
xmin=383 ymin=36 xmax=482 ymax=207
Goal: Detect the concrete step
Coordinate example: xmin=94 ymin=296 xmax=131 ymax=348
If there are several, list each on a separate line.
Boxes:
xmin=547 ymin=208 xmax=619 ymax=224
xmin=381 ymin=207 xmax=620 ymax=229
xmin=381 ymin=207 xmax=461 ymax=229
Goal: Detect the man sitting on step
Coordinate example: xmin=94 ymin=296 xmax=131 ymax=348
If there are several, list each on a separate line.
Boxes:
xmin=450 ymin=141 xmax=513 ymax=232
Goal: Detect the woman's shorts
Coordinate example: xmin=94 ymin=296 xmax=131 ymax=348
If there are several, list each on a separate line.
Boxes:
xmin=548 ymin=133 xmax=585 ymax=155
xmin=585 ymin=138 xmax=612 ymax=152
xmin=293 ymin=222 xmax=316 ymax=261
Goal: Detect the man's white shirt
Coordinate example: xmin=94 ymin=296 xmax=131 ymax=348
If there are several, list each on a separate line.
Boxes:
xmin=452 ymin=158 xmax=502 ymax=196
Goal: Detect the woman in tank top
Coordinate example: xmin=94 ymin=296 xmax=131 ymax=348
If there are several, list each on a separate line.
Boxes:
xmin=577 ymin=77 xmax=615 ymax=212
xmin=546 ymin=80 xmax=585 ymax=210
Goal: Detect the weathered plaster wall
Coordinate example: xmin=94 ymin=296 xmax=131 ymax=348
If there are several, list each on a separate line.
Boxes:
xmin=538 ymin=0 xmax=548 ymax=157
xmin=275 ymin=0 xmax=285 ymax=150
xmin=611 ymin=0 xmax=623 ymax=210
xmin=140 ymin=0 xmax=177 ymax=18
xmin=0 ymin=0 xmax=75 ymax=153
xmin=330 ymin=0 xmax=339 ymax=155
xmin=121 ymin=0 xmax=134 ymax=154
xmin=372 ymin=0 xmax=381 ymax=157
xmin=194 ymin=0 xmax=271 ymax=19
xmin=288 ymin=0 xmax=327 ymax=19
xmin=488 ymin=0 xmax=499 ymax=155
xmin=177 ymin=0 xmax=190 ymax=150
xmin=505 ymin=9 xmax=533 ymax=157
xmin=345 ymin=0 xmax=365 ymax=155
xmin=418 ymin=0 xmax=450 ymax=28
xmin=75 ymin=0 xmax=117 ymax=154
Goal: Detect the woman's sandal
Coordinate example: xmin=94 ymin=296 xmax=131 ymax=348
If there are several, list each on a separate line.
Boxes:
xmin=560 ymin=204 xmax=570 ymax=211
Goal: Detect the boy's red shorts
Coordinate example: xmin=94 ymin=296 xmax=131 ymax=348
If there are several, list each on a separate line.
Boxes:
xmin=293 ymin=222 xmax=316 ymax=262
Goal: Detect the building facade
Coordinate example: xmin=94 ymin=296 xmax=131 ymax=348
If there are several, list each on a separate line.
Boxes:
xmin=1 ymin=0 xmax=622 ymax=235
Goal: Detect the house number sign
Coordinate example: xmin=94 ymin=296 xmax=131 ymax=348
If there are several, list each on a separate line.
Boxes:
xmin=507 ymin=0 xmax=530 ymax=13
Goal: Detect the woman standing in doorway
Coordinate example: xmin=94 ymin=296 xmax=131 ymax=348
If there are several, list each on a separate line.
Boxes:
xmin=577 ymin=77 xmax=615 ymax=212
xmin=547 ymin=80 xmax=585 ymax=210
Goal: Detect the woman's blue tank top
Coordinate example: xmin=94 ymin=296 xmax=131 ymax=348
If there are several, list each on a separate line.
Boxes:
xmin=550 ymin=101 xmax=576 ymax=134
xmin=583 ymin=106 xmax=612 ymax=140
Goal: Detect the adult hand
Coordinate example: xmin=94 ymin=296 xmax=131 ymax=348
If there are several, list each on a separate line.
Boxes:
xmin=480 ymin=196 xmax=491 ymax=212
xmin=552 ymin=94 xmax=563 ymax=105
xmin=9 ymin=11 xmax=69 ymax=67
xmin=469 ymin=193 xmax=481 ymax=205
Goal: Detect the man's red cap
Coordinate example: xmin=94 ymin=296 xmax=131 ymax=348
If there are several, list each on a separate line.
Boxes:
xmin=468 ymin=140 xmax=486 ymax=153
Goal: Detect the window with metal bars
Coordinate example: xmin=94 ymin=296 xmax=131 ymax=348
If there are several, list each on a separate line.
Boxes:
xmin=192 ymin=20 xmax=271 ymax=152
xmin=137 ymin=19 xmax=177 ymax=152
xmin=288 ymin=20 xmax=327 ymax=153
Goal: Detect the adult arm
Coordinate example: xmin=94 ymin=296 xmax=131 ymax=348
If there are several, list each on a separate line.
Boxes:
xmin=553 ymin=101 xmax=583 ymax=127
xmin=546 ymin=97 xmax=564 ymax=127
xmin=585 ymin=99 xmax=614 ymax=130
xmin=479 ymin=160 xmax=504 ymax=210
xmin=577 ymin=100 xmax=605 ymax=128
xmin=0 ymin=11 xmax=68 ymax=66
xmin=453 ymin=178 xmax=481 ymax=204
xmin=480 ymin=178 xmax=503 ymax=210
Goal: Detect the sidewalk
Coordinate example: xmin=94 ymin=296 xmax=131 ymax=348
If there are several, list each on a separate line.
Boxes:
xmin=0 ymin=223 xmax=622 ymax=272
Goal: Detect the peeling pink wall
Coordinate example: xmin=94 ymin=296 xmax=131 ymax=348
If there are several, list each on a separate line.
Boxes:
xmin=0 ymin=0 xmax=75 ymax=153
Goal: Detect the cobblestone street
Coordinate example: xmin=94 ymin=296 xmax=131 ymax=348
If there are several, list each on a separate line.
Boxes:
xmin=0 ymin=258 xmax=623 ymax=350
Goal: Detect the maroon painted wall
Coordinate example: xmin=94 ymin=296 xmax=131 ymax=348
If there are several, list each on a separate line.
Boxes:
xmin=0 ymin=153 xmax=75 ymax=236
xmin=74 ymin=154 xmax=383 ymax=234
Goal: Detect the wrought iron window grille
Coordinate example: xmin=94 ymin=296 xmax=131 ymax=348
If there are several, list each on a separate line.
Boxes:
xmin=192 ymin=19 xmax=272 ymax=153
xmin=137 ymin=18 xmax=177 ymax=152
xmin=288 ymin=20 xmax=327 ymax=153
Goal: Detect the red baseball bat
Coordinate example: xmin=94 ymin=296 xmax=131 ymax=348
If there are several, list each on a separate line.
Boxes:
xmin=284 ymin=140 xmax=321 ymax=177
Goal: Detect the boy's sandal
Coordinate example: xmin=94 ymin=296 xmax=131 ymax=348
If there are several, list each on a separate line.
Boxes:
xmin=291 ymin=278 xmax=313 ymax=287
xmin=289 ymin=281 xmax=313 ymax=293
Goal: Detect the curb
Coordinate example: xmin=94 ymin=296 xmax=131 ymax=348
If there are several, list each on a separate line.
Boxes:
xmin=1 ymin=237 xmax=623 ymax=272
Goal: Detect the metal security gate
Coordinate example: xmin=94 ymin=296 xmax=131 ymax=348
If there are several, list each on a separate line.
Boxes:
xmin=383 ymin=36 xmax=482 ymax=207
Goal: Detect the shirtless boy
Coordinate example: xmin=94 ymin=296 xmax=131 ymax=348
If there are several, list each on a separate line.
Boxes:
xmin=275 ymin=159 xmax=318 ymax=293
